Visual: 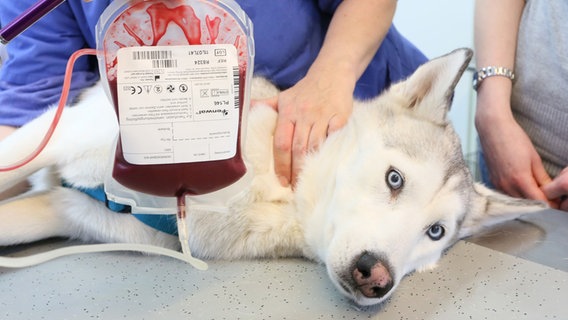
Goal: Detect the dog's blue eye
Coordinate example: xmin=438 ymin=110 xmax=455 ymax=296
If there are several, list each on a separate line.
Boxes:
xmin=386 ymin=168 xmax=404 ymax=190
xmin=427 ymin=224 xmax=445 ymax=241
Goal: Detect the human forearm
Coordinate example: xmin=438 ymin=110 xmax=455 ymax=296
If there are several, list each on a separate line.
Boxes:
xmin=307 ymin=0 xmax=396 ymax=85
xmin=474 ymin=0 xmax=524 ymax=117
xmin=474 ymin=0 xmax=552 ymax=202
xmin=272 ymin=0 xmax=397 ymax=186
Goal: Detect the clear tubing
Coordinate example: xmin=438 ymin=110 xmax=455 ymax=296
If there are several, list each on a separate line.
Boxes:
xmin=0 ymin=47 xmax=209 ymax=270
xmin=177 ymin=192 xmax=208 ymax=270
xmin=0 ymin=48 xmax=98 ymax=172
xmin=0 ymin=243 xmax=208 ymax=270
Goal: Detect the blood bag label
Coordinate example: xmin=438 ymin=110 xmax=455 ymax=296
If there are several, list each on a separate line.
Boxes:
xmin=116 ymin=45 xmax=240 ymax=165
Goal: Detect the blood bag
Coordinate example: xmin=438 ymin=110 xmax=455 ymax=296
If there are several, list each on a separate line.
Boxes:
xmin=95 ymin=0 xmax=254 ymax=212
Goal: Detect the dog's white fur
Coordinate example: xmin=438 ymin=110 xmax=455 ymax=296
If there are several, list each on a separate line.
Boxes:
xmin=0 ymin=49 xmax=545 ymax=306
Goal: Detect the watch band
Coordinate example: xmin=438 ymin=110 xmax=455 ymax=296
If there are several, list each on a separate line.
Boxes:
xmin=472 ymin=66 xmax=515 ymax=91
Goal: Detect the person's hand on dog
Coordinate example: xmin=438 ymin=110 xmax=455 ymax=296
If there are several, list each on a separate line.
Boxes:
xmin=268 ymin=0 xmax=396 ymax=187
xmin=542 ymin=167 xmax=568 ymax=212
xmin=272 ymin=67 xmax=354 ymax=187
xmin=476 ymin=105 xmax=552 ymax=204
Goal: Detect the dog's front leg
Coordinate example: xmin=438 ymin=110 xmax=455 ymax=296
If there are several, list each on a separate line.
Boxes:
xmin=0 ymin=83 xmax=117 ymax=194
xmin=0 ymin=191 xmax=68 ymax=245
xmin=0 ymin=187 xmax=180 ymax=248
xmin=0 ymin=116 xmax=58 ymax=195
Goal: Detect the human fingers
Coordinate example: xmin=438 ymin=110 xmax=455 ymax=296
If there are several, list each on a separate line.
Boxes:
xmin=488 ymin=165 xmax=532 ymax=199
xmin=327 ymin=113 xmax=348 ymax=135
xmin=492 ymin=158 xmax=546 ymax=201
xmin=289 ymin=120 xmax=313 ymax=187
xmin=511 ymin=156 xmax=549 ymax=202
xmin=532 ymin=154 xmax=553 ymax=187
xmin=286 ymin=117 xmax=330 ymax=187
xmin=484 ymin=135 xmax=547 ymax=202
xmin=251 ymin=94 xmax=292 ymax=186
xmin=542 ymin=169 xmax=568 ymax=203
xmin=513 ymin=156 xmax=553 ymax=202
xmin=542 ymin=178 xmax=566 ymax=200
xmin=273 ymin=119 xmax=295 ymax=187
xmin=513 ymin=177 xmax=548 ymax=203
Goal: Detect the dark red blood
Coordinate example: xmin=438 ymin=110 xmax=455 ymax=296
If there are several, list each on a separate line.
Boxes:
xmin=106 ymin=2 xmax=248 ymax=197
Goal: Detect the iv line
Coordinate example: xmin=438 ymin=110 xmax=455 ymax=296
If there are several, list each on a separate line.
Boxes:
xmin=0 ymin=48 xmax=209 ymax=270
xmin=0 ymin=48 xmax=97 ymax=172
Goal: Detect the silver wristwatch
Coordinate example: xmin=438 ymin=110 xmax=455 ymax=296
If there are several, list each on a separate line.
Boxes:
xmin=472 ymin=66 xmax=515 ymax=91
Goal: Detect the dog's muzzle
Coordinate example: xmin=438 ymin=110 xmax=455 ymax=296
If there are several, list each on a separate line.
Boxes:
xmin=351 ymin=252 xmax=394 ymax=299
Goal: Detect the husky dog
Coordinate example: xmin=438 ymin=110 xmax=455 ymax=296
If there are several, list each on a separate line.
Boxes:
xmin=0 ymin=49 xmax=545 ymax=306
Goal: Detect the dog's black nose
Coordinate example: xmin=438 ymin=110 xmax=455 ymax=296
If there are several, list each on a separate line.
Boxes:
xmin=352 ymin=252 xmax=394 ymax=299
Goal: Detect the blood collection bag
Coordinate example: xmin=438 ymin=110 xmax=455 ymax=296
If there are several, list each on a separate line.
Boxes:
xmin=95 ymin=0 xmax=254 ymax=209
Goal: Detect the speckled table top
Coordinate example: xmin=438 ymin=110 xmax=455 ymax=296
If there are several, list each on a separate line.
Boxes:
xmin=1 ymin=209 xmax=567 ymax=320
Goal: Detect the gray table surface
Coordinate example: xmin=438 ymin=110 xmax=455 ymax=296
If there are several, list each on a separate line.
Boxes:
xmin=1 ymin=209 xmax=567 ymax=319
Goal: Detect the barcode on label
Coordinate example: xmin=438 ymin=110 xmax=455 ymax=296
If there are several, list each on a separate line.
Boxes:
xmin=132 ymin=50 xmax=173 ymax=60
xmin=152 ymin=59 xmax=178 ymax=68
xmin=233 ymin=66 xmax=239 ymax=108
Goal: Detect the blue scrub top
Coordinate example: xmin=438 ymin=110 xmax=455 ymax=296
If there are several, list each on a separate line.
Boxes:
xmin=0 ymin=0 xmax=426 ymax=127
xmin=0 ymin=0 xmax=427 ymax=234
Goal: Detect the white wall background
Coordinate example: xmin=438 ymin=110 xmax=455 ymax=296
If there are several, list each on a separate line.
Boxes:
xmin=393 ymin=0 xmax=477 ymax=158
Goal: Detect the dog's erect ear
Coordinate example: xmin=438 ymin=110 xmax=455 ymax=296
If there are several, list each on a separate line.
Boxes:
xmin=391 ymin=48 xmax=473 ymax=124
xmin=458 ymin=183 xmax=548 ymax=238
